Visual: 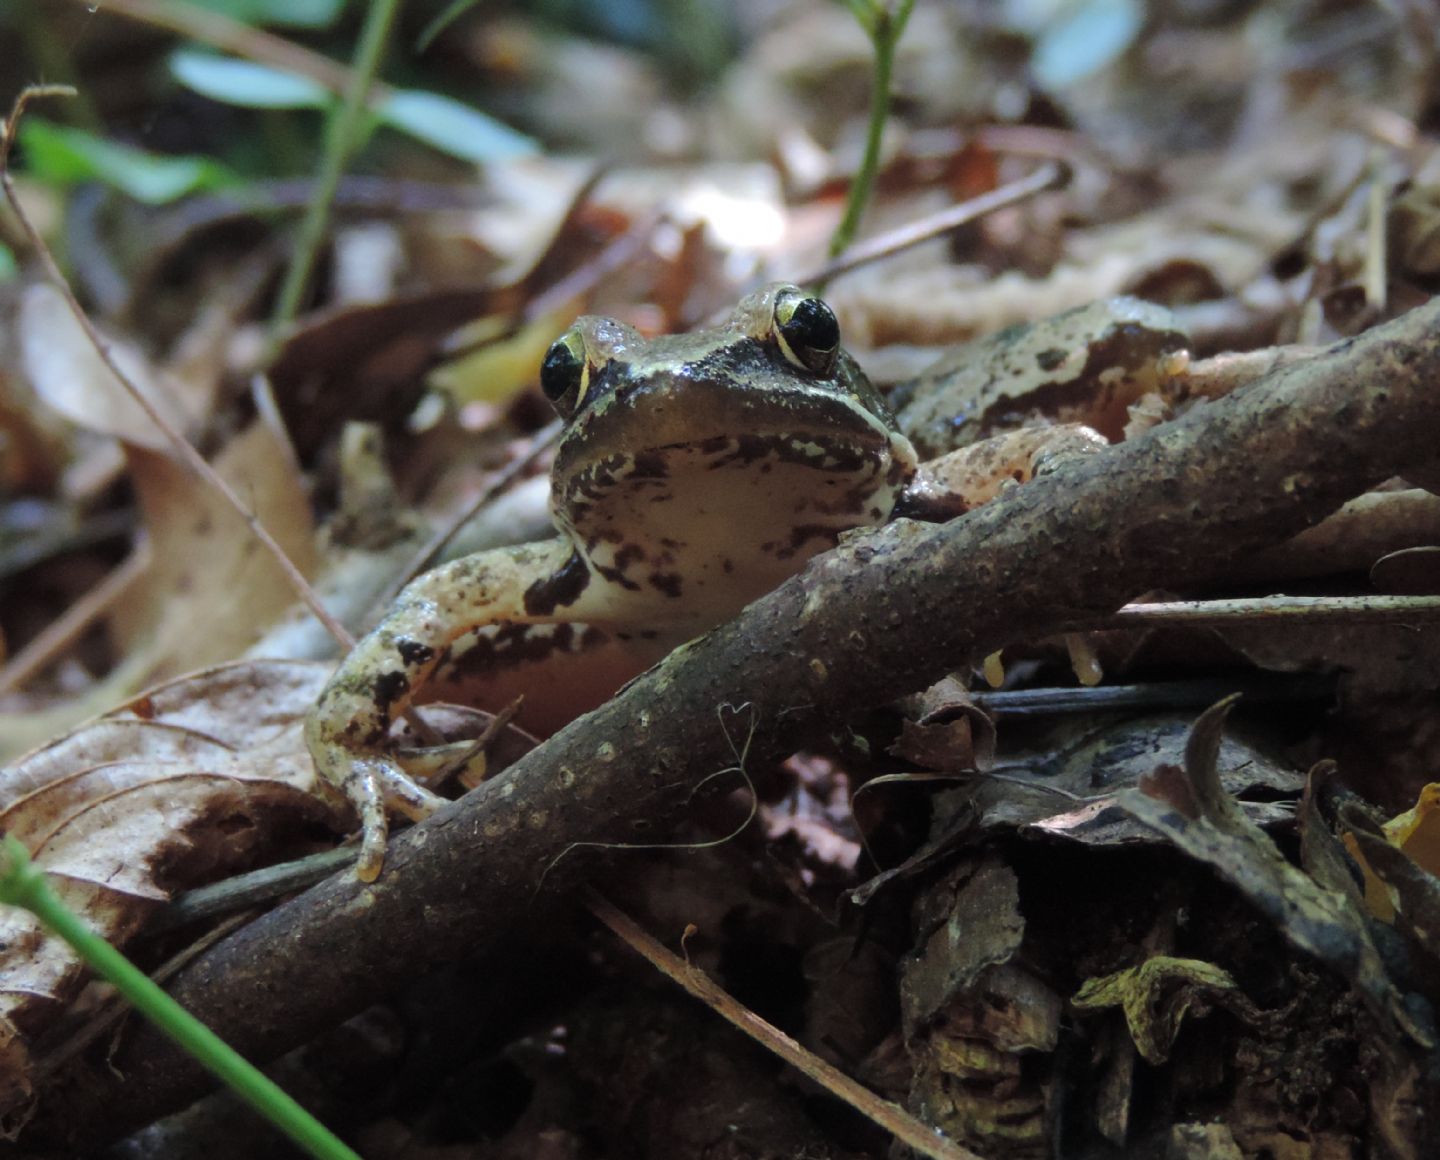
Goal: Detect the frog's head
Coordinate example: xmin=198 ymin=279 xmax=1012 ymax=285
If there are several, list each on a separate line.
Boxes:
xmin=537 ymin=284 xmax=919 ymax=623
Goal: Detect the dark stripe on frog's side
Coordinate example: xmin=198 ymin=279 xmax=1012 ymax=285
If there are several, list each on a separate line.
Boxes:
xmin=395 ymin=639 xmax=436 ymax=666
xmin=371 ymin=668 xmax=409 ymax=716
xmin=523 ymin=549 xmax=591 ymax=616
xmin=442 ymin=621 xmax=600 ymax=677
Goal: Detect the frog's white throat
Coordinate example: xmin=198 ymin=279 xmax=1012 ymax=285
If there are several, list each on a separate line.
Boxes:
xmin=554 ymin=427 xmax=916 ymax=626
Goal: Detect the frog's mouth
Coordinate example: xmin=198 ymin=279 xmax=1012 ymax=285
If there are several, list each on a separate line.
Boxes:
xmin=553 ymin=372 xmax=917 ymax=492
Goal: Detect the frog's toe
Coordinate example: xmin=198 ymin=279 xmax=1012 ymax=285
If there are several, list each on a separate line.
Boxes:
xmin=344 ymin=759 xmax=449 ymax=880
xmin=378 ymin=766 xmax=448 ymax=822
xmin=338 ymin=758 xmax=390 ymax=881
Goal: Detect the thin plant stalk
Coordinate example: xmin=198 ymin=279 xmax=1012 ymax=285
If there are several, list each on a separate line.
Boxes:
xmin=270 ymin=0 xmax=404 ymax=336
xmin=829 ymin=0 xmax=915 ymax=258
xmin=0 ymin=839 xmax=360 ymax=1160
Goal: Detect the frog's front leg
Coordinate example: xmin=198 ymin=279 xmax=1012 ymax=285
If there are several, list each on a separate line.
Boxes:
xmin=307 ymin=538 xmax=589 ymax=880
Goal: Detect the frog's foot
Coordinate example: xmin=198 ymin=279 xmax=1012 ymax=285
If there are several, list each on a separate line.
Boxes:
xmin=342 ymin=755 xmax=448 ymax=881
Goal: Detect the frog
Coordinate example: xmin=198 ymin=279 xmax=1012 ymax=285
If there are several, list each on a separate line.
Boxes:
xmin=306 ymin=285 xmax=1191 ymax=880
xmin=306 ymin=284 xmax=921 ymax=879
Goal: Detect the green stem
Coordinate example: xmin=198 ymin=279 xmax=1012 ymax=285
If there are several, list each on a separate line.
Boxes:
xmin=0 ymin=839 xmax=360 ymax=1160
xmin=269 ymin=0 xmax=404 ymax=339
xmin=829 ymin=0 xmax=914 ymax=260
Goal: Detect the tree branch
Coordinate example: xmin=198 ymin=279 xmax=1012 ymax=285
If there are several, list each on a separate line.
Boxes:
xmin=20 ymin=297 xmax=1440 ymax=1150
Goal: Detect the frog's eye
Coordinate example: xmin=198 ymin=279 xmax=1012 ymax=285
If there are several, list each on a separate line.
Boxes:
xmin=540 ymin=330 xmax=589 ymax=417
xmin=773 ymin=291 xmax=840 ymax=376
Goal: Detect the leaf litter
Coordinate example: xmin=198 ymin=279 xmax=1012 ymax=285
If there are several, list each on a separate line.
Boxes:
xmin=3 ymin=1 xmax=1440 ymax=1156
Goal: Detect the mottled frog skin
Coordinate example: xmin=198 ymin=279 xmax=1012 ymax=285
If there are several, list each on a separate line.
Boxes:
xmin=888 ymin=297 xmax=1188 ymax=458
xmin=307 ymin=284 xmax=919 ymax=878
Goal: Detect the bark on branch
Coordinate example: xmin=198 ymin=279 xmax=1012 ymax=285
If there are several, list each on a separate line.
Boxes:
xmin=21 ymin=298 xmax=1440 ymax=1150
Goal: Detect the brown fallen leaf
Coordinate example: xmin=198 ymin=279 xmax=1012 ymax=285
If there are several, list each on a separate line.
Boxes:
xmin=0 ymin=658 xmax=346 ymax=1129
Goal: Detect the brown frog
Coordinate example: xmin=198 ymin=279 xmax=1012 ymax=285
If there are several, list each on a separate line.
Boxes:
xmin=306 ymin=287 xmax=1188 ymax=878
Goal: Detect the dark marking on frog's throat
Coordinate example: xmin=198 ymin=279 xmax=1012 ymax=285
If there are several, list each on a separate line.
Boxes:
xmin=649 ymin=572 xmax=683 ymax=597
xmin=524 ymin=550 xmax=591 ymax=616
xmin=697 ymin=432 xmax=876 ymax=474
xmin=593 ymin=563 xmax=642 ymax=591
xmin=613 ymin=543 xmax=646 ymax=572
xmin=631 ymin=451 xmax=669 ymax=479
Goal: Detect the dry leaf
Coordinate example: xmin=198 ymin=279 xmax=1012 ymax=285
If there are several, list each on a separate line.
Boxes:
xmin=18 ymin=283 xmax=206 ymax=450
xmin=0 ymin=659 xmax=346 ymax=1127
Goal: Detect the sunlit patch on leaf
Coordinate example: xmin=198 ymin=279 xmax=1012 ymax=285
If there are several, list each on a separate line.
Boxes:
xmin=1343 ymin=783 xmax=1440 ymax=923
xmin=429 ymin=306 xmax=578 ymax=407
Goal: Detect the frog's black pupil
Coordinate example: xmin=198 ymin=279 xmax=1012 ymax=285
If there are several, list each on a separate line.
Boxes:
xmin=784 ymin=297 xmax=839 ymax=353
xmin=540 ymin=341 xmax=582 ymax=402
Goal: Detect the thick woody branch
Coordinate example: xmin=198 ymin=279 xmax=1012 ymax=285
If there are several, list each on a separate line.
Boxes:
xmin=20 ymin=298 xmax=1440 ymax=1150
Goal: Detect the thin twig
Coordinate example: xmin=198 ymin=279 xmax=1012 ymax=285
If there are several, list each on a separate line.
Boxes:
xmin=800 ymin=162 xmax=1067 ymax=287
xmin=1 ymin=86 xmax=353 ymax=652
xmin=382 ymin=421 xmax=561 ymax=605
xmin=585 ymin=890 xmax=986 ymax=1160
xmin=1091 ymin=593 xmax=1440 ymax=630
xmin=1364 ymin=148 xmax=1389 ymax=314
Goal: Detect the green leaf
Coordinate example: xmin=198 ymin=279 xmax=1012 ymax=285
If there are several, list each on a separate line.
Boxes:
xmin=0 ymin=244 xmax=16 ymax=283
xmin=377 ymin=89 xmax=537 ymax=163
xmin=16 ymin=120 xmax=239 ymax=204
xmin=186 ymin=0 xmax=347 ymax=29
xmin=170 ymin=50 xmax=332 ymax=109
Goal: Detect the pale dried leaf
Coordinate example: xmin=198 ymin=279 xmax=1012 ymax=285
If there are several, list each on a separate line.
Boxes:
xmin=18 ymin=283 xmax=199 ymax=450
xmin=108 ymin=415 xmax=316 ymax=677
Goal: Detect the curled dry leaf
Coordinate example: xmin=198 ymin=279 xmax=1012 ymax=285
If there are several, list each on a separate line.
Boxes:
xmin=0 ymin=659 xmax=346 ymax=1131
